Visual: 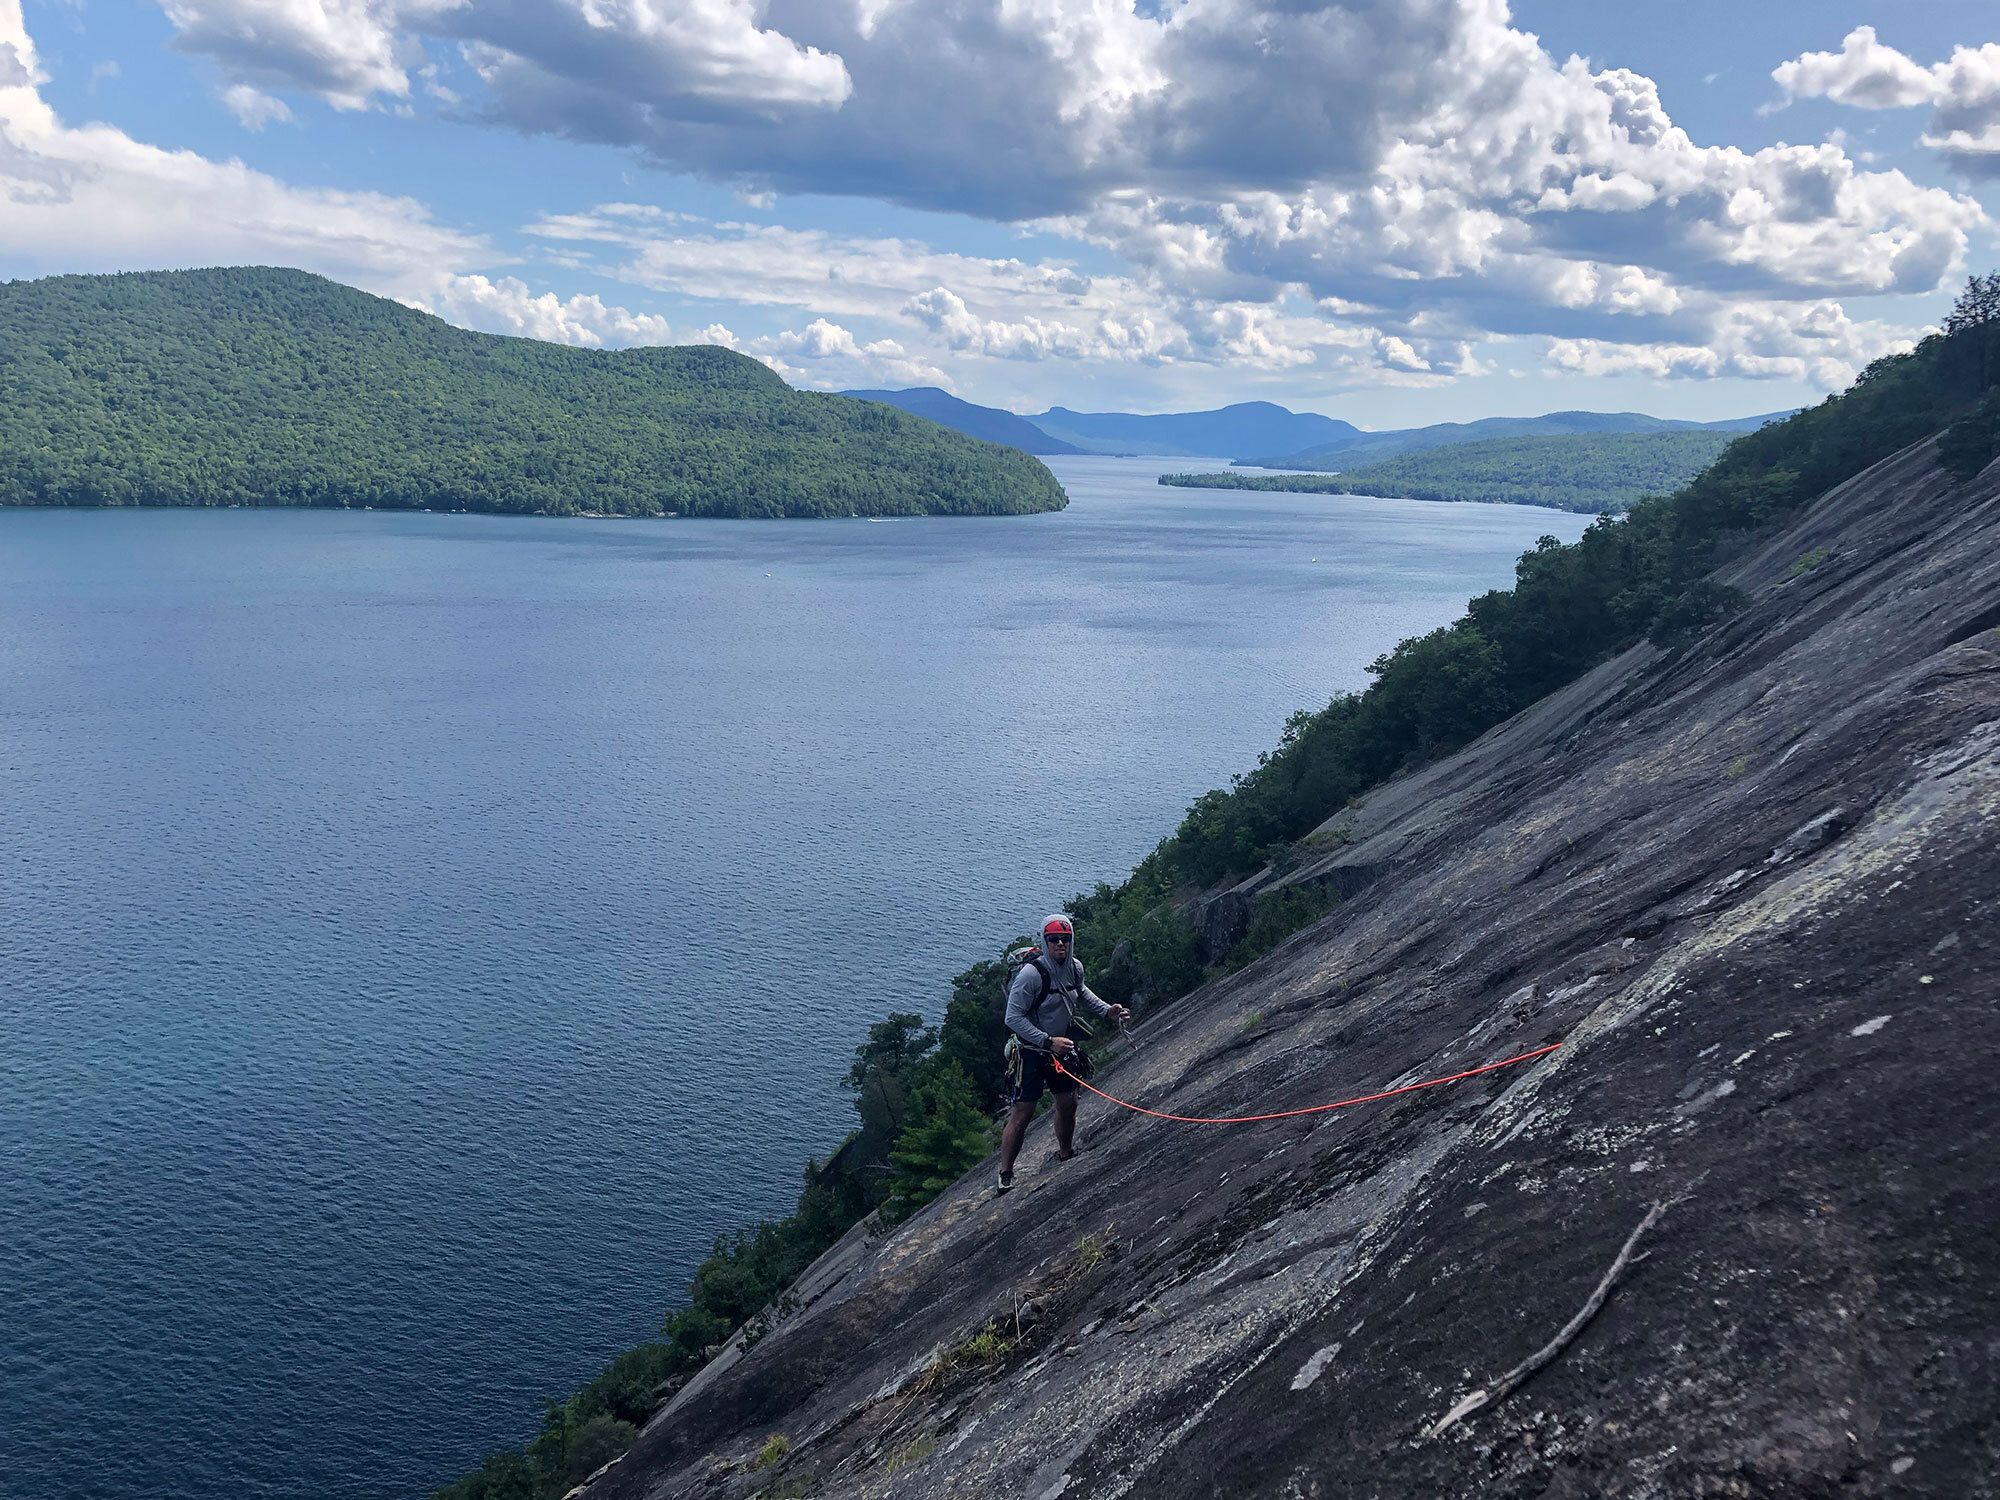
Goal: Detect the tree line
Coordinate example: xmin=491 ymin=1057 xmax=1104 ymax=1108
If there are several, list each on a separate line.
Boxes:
xmin=1161 ymin=428 xmax=1741 ymax=512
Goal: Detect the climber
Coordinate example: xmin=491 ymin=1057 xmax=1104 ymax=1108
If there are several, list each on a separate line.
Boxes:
xmin=996 ymin=913 xmax=1129 ymax=1194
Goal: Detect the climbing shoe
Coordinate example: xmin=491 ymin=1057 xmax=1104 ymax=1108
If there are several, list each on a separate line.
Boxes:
xmin=996 ymin=1169 xmax=1014 ymax=1195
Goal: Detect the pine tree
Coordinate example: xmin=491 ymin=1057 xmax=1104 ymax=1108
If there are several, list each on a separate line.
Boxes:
xmin=881 ymin=1062 xmax=995 ymax=1222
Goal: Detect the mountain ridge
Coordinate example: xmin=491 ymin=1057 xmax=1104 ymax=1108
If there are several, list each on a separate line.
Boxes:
xmin=0 ymin=268 xmax=1067 ymax=518
xmin=838 ymin=386 xmax=1084 ymax=454
xmin=1027 ymin=400 xmax=1358 ymax=459
xmin=1253 ymin=406 xmax=1797 ymax=470
xmin=828 ymin=387 xmax=1796 ymax=470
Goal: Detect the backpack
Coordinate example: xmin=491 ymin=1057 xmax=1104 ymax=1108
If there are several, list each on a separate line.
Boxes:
xmin=1006 ymin=943 xmax=1055 ymax=1002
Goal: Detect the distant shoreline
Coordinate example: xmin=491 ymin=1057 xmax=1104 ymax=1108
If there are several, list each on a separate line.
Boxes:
xmin=1157 ymin=470 xmax=1610 ymax=513
xmin=0 ymin=502 xmax=1043 ymax=520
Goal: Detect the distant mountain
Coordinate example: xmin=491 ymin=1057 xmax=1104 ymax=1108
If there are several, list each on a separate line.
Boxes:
xmin=1252 ymin=409 xmax=1797 ymax=471
xmin=1026 ymin=401 xmax=1358 ymax=460
xmin=840 ymin=387 xmax=1085 ymax=454
xmin=1163 ymin=429 xmax=1739 ymax=513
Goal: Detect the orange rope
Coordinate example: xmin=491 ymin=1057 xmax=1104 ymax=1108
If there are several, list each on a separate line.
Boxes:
xmin=1048 ymin=1041 xmax=1561 ymax=1125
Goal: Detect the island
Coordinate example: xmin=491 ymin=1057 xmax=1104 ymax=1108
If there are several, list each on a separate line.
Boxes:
xmin=1161 ymin=429 xmax=1739 ymax=512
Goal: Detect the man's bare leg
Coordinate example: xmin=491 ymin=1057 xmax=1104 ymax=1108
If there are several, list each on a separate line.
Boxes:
xmin=1053 ymin=1091 xmax=1079 ymax=1159
xmin=999 ymin=1100 xmax=1036 ymax=1176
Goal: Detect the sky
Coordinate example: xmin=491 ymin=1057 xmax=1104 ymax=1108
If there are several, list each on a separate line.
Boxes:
xmin=2 ymin=0 xmax=1998 ymax=428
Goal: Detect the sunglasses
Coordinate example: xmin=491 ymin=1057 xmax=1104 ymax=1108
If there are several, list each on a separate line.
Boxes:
xmin=1045 ymin=933 xmax=1073 ymax=942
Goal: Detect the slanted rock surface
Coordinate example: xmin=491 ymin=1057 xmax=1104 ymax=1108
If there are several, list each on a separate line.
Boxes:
xmin=592 ymin=438 xmax=2000 ymax=1498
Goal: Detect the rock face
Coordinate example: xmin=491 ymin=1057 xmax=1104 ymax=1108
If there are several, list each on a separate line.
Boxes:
xmin=592 ymin=439 xmax=1999 ymax=1498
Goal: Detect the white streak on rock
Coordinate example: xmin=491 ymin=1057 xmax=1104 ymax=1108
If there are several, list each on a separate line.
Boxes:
xmin=1290 ymin=1342 xmax=1342 ymax=1390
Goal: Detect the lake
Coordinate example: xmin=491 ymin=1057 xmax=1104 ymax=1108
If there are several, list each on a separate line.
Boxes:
xmin=0 ymin=460 xmax=1588 ymax=1500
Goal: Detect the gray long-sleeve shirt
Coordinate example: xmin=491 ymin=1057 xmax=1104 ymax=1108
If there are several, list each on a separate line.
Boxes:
xmin=1005 ymin=954 xmax=1111 ymax=1050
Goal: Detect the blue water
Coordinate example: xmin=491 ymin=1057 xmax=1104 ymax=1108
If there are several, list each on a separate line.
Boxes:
xmin=0 ymin=459 xmax=1587 ymax=1500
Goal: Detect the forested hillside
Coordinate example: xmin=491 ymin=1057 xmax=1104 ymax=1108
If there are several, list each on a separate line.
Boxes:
xmin=1247 ymin=406 xmax=1788 ymax=470
xmin=0 ymin=269 xmax=1066 ymax=518
xmin=1162 ymin=429 xmax=1737 ymax=512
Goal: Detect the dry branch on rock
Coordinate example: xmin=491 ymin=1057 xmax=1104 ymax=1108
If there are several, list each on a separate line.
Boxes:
xmin=1425 ymin=1199 xmax=1670 ymax=1440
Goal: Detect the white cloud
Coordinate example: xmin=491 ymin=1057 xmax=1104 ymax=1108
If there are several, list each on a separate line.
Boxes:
xmin=0 ymin=34 xmax=35 ymax=86
xmin=747 ymin=317 xmax=947 ymax=389
xmin=162 ymin=0 xmax=424 ymax=110
xmin=1771 ymin=26 xmax=2000 ymax=178
xmin=222 ymin=82 xmax=295 ymax=128
xmin=157 ymin=0 xmax=850 ymax=121
xmin=901 ymin=284 xmax=1154 ymax=363
xmin=421 ymin=272 xmax=678 ymax=344
xmin=138 ymin=0 xmax=1990 ymax=392
xmin=0 ymin=2 xmax=686 ymax=358
xmin=9 ymin=0 xmax=1990 ymax=407
xmin=152 ymin=0 xmax=1457 ymax=211
xmin=525 ymin=206 xmax=1441 ymax=379
xmin=0 ymin=1 xmax=478 ymax=289
xmin=1771 ymin=26 xmax=1937 ymax=111
xmin=1547 ymin=298 xmax=1918 ymax=389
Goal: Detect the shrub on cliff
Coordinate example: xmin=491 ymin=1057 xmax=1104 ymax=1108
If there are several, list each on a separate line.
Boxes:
xmin=880 ymin=1063 xmax=996 ymax=1224
xmin=430 ymin=1450 xmax=535 ymax=1500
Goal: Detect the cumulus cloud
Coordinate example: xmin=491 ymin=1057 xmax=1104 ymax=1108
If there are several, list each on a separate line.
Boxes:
xmin=162 ymin=0 xmax=425 ymax=110
xmin=0 ymin=33 xmax=35 ymax=86
xmin=1547 ymin=297 xmax=1918 ymax=389
xmin=1771 ymin=26 xmax=2000 ymax=178
xmin=0 ymin=3 xmax=690 ymax=359
xmin=0 ymin=0 xmax=479 ymax=289
xmin=153 ymin=0 xmax=1463 ymax=212
xmin=158 ymin=0 xmax=850 ymax=122
xmin=1771 ymin=26 xmax=1937 ymax=111
xmin=222 ymin=82 xmax=295 ymax=128
xmin=145 ymin=0 xmax=1988 ymax=389
xmin=421 ymin=273 xmax=679 ymax=344
xmin=747 ymin=317 xmax=947 ymax=388
xmin=1072 ymin=51 xmax=1978 ymax=329
xmin=524 ymin=206 xmax=1440 ymax=379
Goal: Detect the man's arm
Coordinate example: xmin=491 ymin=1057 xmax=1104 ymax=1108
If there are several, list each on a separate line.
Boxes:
xmin=1079 ymin=970 xmax=1131 ymax=1025
xmin=1005 ymin=965 xmax=1052 ymax=1049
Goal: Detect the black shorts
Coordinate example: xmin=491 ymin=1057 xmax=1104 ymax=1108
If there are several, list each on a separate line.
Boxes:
xmin=1010 ymin=1046 xmax=1078 ymax=1106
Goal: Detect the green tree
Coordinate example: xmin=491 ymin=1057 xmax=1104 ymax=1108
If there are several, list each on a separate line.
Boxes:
xmin=430 ymin=1450 xmax=536 ymax=1500
xmin=881 ymin=1063 xmax=995 ymax=1222
xmin=565 ymin=1416 xmax=639 ymax=1480
xmin=932 ymin=958 xmax=1016 ymax=1109
xmin=841 ymin=1013 xmax=937 ymax=1091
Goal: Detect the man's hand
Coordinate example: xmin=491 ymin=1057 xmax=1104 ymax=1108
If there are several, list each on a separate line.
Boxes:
xmin=1107 ymin=1004 xmax=1132 ymax=1025
xmin=1050 ymin=1036 xmax=1077 ymax=1057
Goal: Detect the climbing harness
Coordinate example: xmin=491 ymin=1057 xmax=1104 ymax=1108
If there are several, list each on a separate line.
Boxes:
xmin=1047 ymin=1041 xmax=1560 ymax=1125
xmin=1001 ymin=943 xmax=1097 ymax=1090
